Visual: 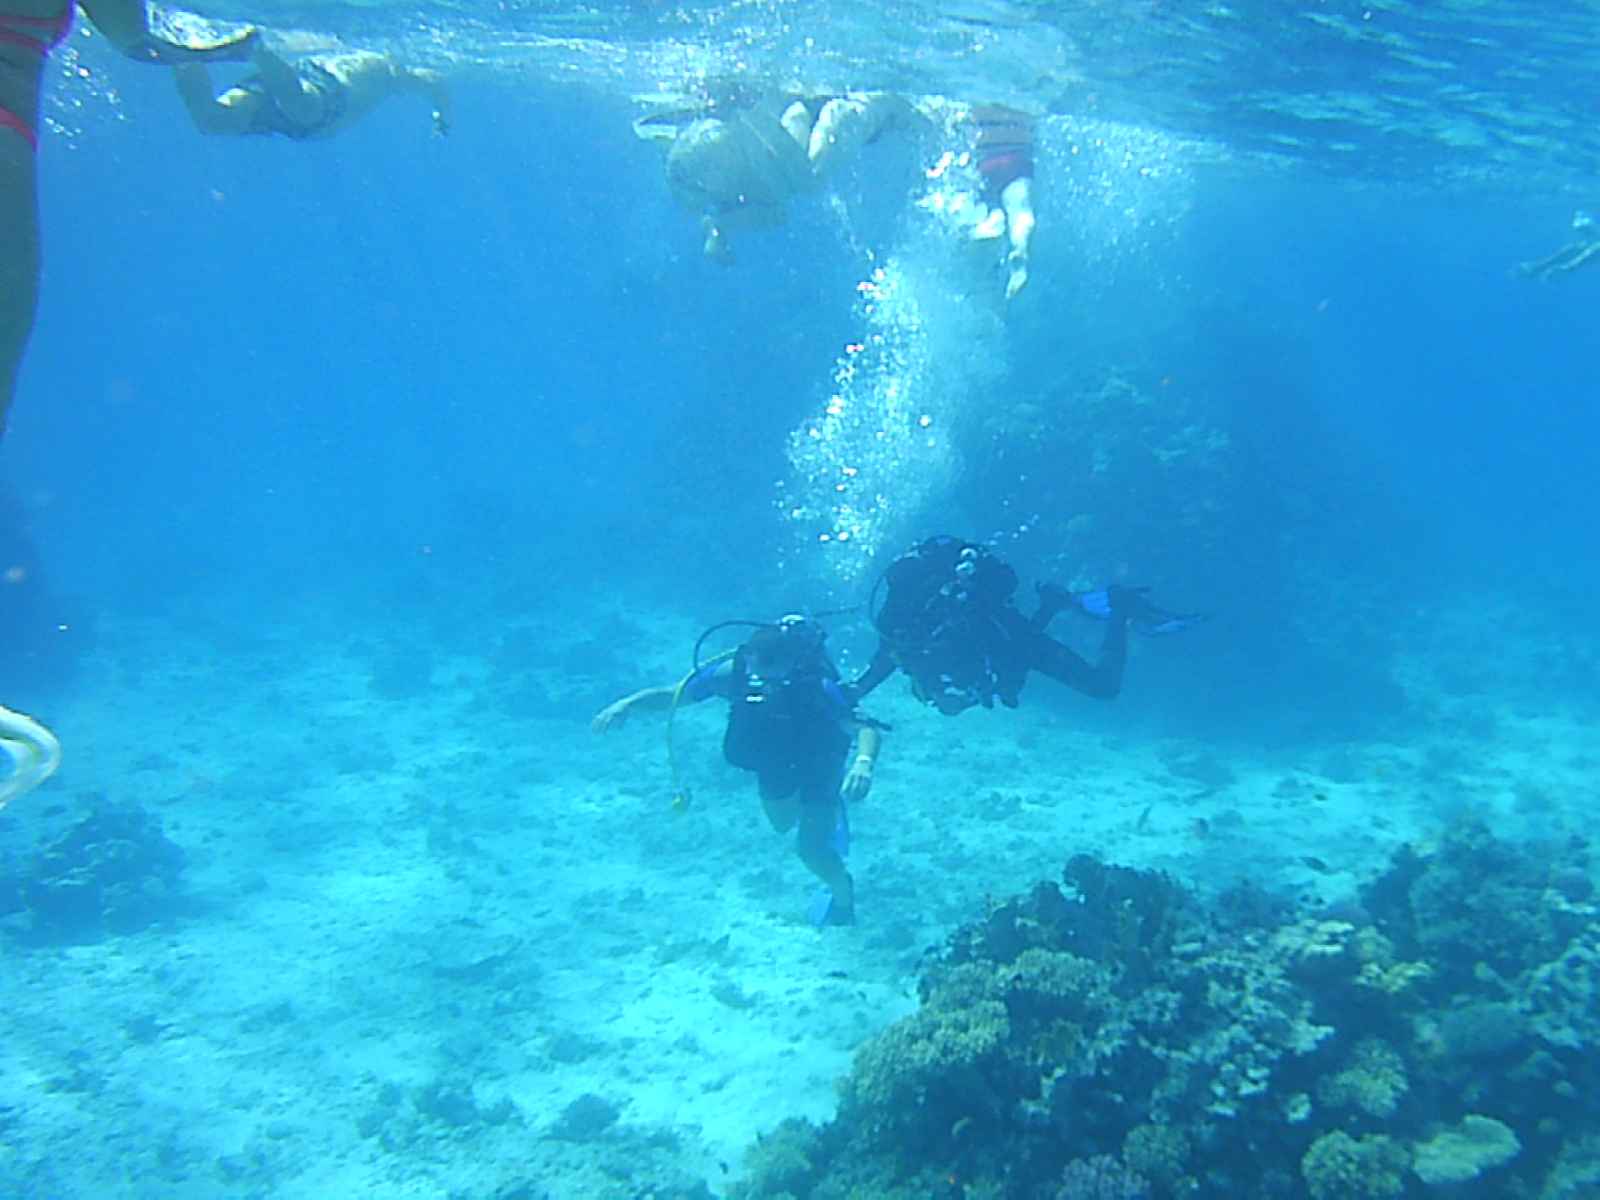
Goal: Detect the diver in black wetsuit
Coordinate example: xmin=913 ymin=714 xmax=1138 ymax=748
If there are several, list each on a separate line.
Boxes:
xmin=847 ymin=535 xmax=1201 ymax=716
xmin=593 ymin=615 xmax=885 ymax=926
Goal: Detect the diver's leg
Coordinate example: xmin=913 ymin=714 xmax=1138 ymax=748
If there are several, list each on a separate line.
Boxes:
xmin=1031 ymin=582 xmax=1076 ymax=630
xmin=796 ymin=776 xmax=853 ymax=923
xmin=1028 ymin=616 xmax=1128 ymax=700
xmin=759 ymin=775 xmax=800 ymax=833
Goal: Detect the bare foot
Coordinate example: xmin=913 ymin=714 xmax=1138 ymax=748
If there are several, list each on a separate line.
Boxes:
xmin=1004 ymin=251 xmax=1029 ymax=301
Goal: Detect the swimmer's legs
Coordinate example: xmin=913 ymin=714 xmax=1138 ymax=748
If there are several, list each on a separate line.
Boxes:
xmin=1001 ymin=175 xmax=1034 ymax=300
xmin=780 ymin=100 xmax=812 ymax=149
xmin=1516 ymin=239 xmax=1600 ymax=281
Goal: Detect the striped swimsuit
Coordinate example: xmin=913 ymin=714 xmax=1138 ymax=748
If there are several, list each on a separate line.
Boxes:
xmin=0 ymin=3 xmax=73 ymax=150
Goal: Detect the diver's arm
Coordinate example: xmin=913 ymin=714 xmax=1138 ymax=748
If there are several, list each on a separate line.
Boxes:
xmin=840 ymin=725 xmax=882 ymax=803
xmin=845 ymin=641 xmax=898 ymax=703
xmin=80 ymin=0 xmax=258 ymax=64
xmin=1030 ymin=582 xmax=1077 ymax=631
xmin=590 ymin=686 xmax=677 ymax=733
xmin=853 ymin=725 xmax=882 ymax=770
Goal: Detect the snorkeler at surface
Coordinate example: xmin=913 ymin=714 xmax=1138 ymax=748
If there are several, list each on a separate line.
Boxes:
xmin=174 ymin=44 xmax=451 ymax=141
xmin=968 ymin=104 xmax=1037 ymax=301
xmin=1516 ymin=210 xmax=1600 ymax=281
xmin=635 ymin=84 xmax=912 ymax=261
xmin=1 ymin=0 xmax=256 ymax=437
xmin=847 ymin=535 xmax=1203 ymax=716
xmin=593 ymin=614 xmax=885 ymax=926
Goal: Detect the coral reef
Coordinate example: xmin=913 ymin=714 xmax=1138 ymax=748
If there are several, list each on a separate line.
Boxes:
xmin=1300 ymin=1130 xmax=1407 ymax=1200
xmin=1408 ymin=1114 xmax=1519 ymax=1186
xmin=1 ymin=800 xmax=185 ymax=942
xmin=732 ymin=820 xmax=1600 ymax=1198
xmin=1053 ymin=1154 xmax=1149 ymax=1200
xmin=1315 ymin=1038 xmax=1407 ymax=1119
xmin=547 ymin=1093 xmax=620 ymax=1141
xmin=1120 ymin=1124 xmax=1189 ymax=1192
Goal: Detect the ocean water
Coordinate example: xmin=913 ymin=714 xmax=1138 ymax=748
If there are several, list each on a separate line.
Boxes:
xmin=1 ymin=1 xmax=1597 ymax=1196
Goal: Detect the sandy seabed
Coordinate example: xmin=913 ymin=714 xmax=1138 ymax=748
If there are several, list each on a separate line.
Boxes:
xmin=1 ymin=587 xmax=1591 ymax=1198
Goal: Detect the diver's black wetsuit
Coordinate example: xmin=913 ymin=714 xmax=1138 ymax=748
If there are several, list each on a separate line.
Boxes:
xmin=849 ymin=536 xmax=1128 ymax=712
xmin=684 ymin=643 xmax=858 ymax=920
xmin=688 ymin=650 xmax=855 ymax=800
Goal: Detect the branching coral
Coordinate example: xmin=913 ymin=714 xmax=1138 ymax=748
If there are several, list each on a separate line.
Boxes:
xmin=842 ymin=962 xmax=1011 ymax=1135
xmin=1152 ymin=941 xmax=1332 ymax=1120
xmin=1300 ymin=1131 xmax=1409 ymax=1200
xmin=734 ymin=835 xmax=1600 ymax=1200
xmin=1317 ymin=1038 xmax=1408 ymax=1119
xmin=1121 ymin=1123 xmax=1190 ymax=1191
xmin=730 ymin=1118 xmax=823 ymax=1200
xmin=1524 ymin=932 xmax=1600 ymax=1052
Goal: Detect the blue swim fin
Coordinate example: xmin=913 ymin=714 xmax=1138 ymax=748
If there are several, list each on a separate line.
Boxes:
xmin=808 ymin=889 xmax=856 ymax=927
xmin=1075 ymin=586 xmax=1204 ymax=636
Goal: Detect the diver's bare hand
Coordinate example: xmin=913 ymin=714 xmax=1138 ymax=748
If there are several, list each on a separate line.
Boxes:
xmin=591 ymin=700 xmax=632 ymax=734
xmin=841 ymin=758 xmax=874 ymax=803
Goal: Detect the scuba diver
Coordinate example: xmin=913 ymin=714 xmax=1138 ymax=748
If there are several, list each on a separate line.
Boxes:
xmin=592 ymin=614 xmax=885 ymax=927
xmin=848 ymin=534 xmax=1203 ymax=715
